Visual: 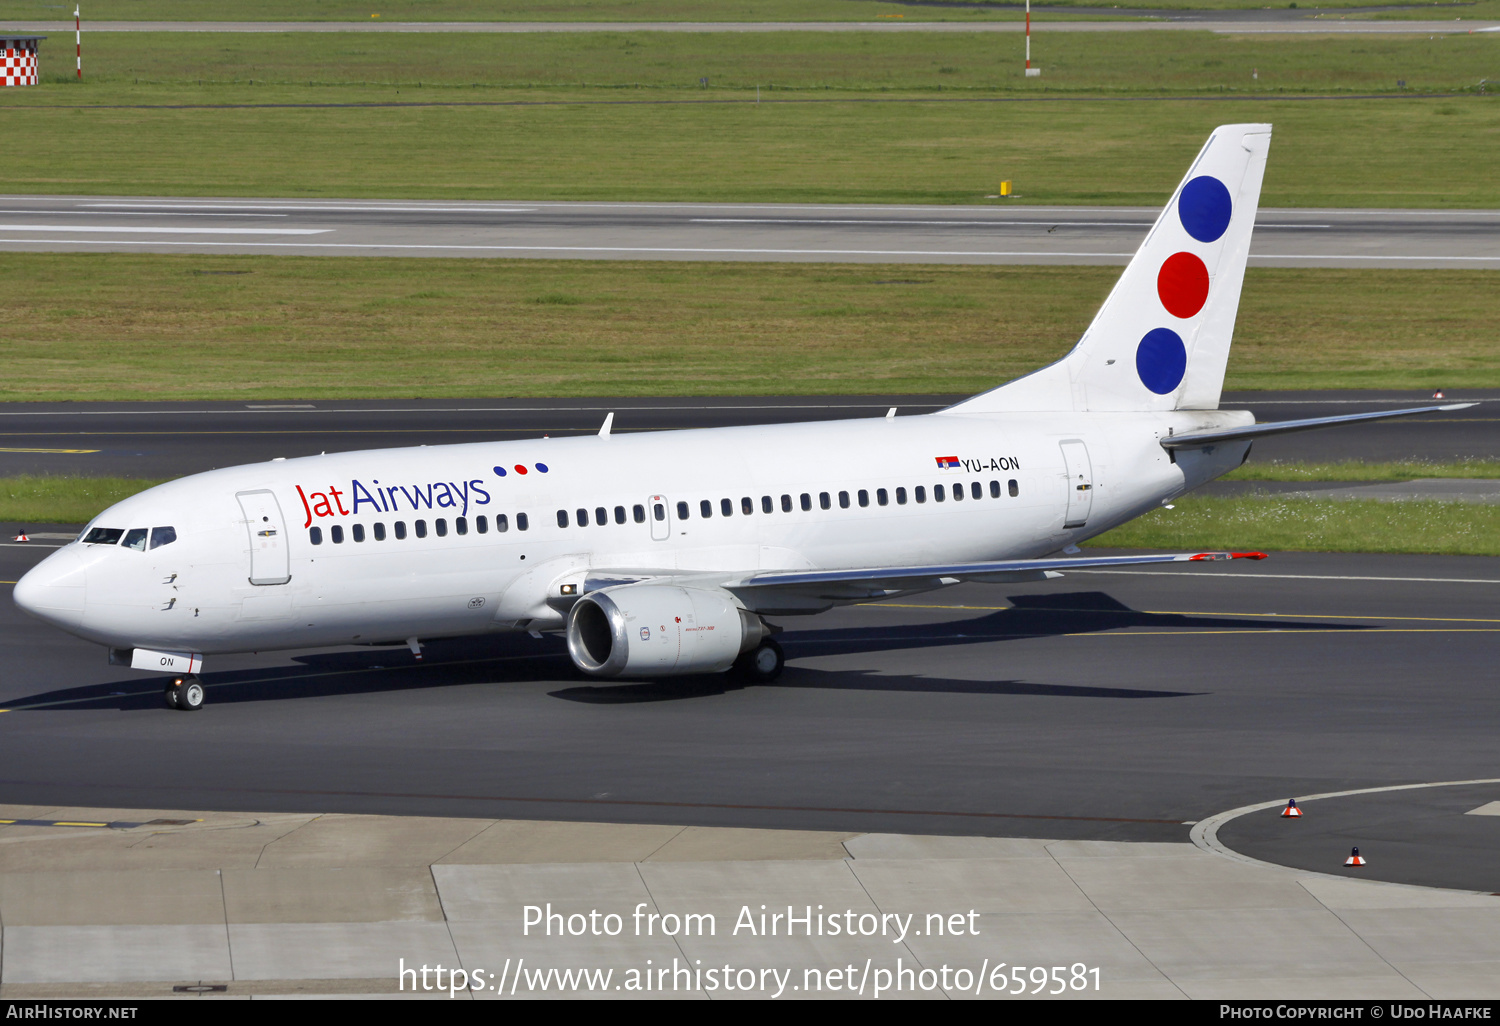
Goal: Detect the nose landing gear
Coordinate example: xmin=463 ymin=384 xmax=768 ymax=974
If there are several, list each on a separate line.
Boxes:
xmin=164 ymin=675 xmax=205 ymax=711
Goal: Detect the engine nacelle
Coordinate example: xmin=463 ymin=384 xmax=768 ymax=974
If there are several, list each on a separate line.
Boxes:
xmin=566 ymin=584 xmax=767 ymax=678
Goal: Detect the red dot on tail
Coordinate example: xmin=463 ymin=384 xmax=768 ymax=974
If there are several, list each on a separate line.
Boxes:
xmin=1157 ymin=251 xmax=1210 ymax=319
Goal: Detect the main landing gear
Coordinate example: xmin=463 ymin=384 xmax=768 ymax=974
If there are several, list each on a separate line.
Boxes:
xmin=731 ymin=638 xmax=785 ymax=684
xmin=164 ymin=674 xmax=205 ymax=711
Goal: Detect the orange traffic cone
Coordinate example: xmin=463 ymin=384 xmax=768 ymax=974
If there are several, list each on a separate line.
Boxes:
xmin=1344 ymin=847 xmax=1366 ymax=867
xmin=1281 ymin=798 xmax=1302 ymax=818
xmin=12 ymin=528 xmax=28 ymax=543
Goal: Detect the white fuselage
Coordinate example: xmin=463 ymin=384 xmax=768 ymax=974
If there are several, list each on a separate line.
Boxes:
xmin=15 ymin=408 xmax=1251 ymax=657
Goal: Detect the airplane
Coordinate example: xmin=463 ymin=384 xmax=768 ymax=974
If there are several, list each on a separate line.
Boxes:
xmin=12 ymin=123 xmax=1474 ymax=711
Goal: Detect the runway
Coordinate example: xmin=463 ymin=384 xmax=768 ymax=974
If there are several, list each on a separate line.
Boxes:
xmin=0 ymin=391 xmax=1492 ymax=480
xmin=1 ymin=543 xmax=1497 ymax=891
xmin=2 ymin=197 xmax=1496 ymax=268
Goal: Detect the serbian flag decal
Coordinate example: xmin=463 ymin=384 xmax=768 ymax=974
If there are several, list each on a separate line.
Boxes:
xmin=935 ymin=456 xmax=961 ymax=470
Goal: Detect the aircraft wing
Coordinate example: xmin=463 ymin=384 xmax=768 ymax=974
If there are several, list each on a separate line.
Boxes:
xmin=1162 ymin=403 xmax=1476 ymax=450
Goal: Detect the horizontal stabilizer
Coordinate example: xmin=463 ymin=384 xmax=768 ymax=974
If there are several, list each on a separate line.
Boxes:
xmin=1161 ymin=403 xmax=1476 ymax=450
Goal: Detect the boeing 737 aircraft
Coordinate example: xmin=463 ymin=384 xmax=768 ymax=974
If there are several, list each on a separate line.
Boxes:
xmin=13 ymin=124 xmax=1472 ymax=710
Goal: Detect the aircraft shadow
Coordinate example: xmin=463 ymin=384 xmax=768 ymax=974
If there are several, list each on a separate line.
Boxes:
xmin=3 ymin=591 xmax=1357 ymax=712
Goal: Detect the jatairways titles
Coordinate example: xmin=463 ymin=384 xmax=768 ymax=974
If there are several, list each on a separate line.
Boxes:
xmin=294 ymin=476 xmax=494 ymax=527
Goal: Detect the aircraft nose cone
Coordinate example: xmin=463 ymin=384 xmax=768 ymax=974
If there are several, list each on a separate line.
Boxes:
xmin=12 ymin=546 xmax=87 ymax=629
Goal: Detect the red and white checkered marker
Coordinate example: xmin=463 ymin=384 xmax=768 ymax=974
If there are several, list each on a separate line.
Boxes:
xmin=1433 ymin=389 xmax=1445 ymax=399
xmin=1344 ymin=847 xmax=1366 ymax=867
xmin=2 ymin=39 xmax=39 ymax=87
xmin=1280 ymin=798 xmax=1302 ymax=818
xmin=12 ymin=529 xmax=28 ymax=542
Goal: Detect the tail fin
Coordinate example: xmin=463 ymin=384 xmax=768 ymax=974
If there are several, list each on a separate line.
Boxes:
xmin=946 ymin=123 xmax=1271 ymax=415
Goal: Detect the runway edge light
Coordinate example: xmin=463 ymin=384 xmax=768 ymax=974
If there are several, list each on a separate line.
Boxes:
xmin=1344 ymin=847 xmax=1367 ymax=867
xmin=1281 ymin=798 xmax=1302 ymax=818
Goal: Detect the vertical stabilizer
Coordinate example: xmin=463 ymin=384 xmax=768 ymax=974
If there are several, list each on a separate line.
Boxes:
xmin=946 ymin=124 xmax=1271 ymax=414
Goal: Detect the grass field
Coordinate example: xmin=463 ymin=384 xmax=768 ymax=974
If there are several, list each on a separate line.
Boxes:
xmin=3 ymin=0 xmax=1483 ymax=21
xmin=1225 ymin=460 xmax=1500 ymax=481
xmin=1086 ymin=496 xmax=1500 ymax=555
xmin=0 ymin=32 xmax=1495 ymax=206
xmin=0 ymin=477 xmax=167 ymax=525
xmin=1 ymin=255 xmax=1493 ymax=400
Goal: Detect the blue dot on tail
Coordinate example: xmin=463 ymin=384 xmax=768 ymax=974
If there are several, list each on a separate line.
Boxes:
xmin=1136 ymin=328 xmax=1187 ymax=394
xmin=1178 ymin=175 xmax=1232 ymax=243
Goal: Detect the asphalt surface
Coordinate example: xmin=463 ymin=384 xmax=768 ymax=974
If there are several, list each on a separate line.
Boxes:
xmin=2 ymin=16 xmax=1496 ymax=33
xmin=0 ymin=391 xmax=1491 ymax=480
xmin=2 ymin=197 xmax=1496 ymax=268
xmin=1 ymin=544 xmax=1496 ymax=892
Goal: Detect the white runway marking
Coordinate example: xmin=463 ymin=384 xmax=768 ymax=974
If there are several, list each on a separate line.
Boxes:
xmin=693 ymin=217 xmax=1330 ymax=229
xmin=0 ymin=209 xmax=288 ymax=218
xmin=0 ymin=225 xmax=331 ymax=235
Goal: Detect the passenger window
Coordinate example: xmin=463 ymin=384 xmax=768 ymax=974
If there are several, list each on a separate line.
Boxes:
xmin=375 ymin=522 xmax=387 ymax=541
xmin=516 ymin=512 xmax=529 ymax=531
xmin=782 ymin=494 xmax=793 ymax=513
xmin=495 ymin=514 xmax=509 ymax=533
xmin=721 ymin=498 xmax=733 ymax=517
xmin=557 ymin=509 xmax=570 ymax=528
xmin=990 ymin=480 xmax=1002 ymax=499
xmin=839 ymin=491 xmax=850 ymax=509
xmin=353 ymin=524 xmax=366 ymax=543
xmin=435 ymin=519 xmax=448 ymax=537
xmin=476 ymin=515 xmax=489 ymax=534
xmin=615 ymin=506 xmax=627 ymax=525
xmin=742 ymin=497 xmax=754 ymax=516
xmin=122 ymin=528 xmax=148 ymax=551
xmin=149 ymin=526 xmax=176 ymax=550
xmin=914 ymin=486 xmax=926 ymax=504
xmin=951 ymin=484 xmax=963 ymax=501
xmin=415 ymin=520 xmax=428 ymax=538
xmin=1009 ymin=479 xmax=1019 ymax=497
xmin=395 ymin=521 xmax=407 ymax=540
xmin=677 ymin=501 xmax=689 ymax=520
xmin=819 ymin=492 xmax=831 ymax=510
xmin=972 ymin=481 xmax=983 ymax=500
xmin=596 ymin=507 xmax=608 ymax=527
xmin=800 ymin=493 xmax=812 ymax=512
xmin=858 ymin=489 xmax=869 ymax=508
xmin=653 ymin=503 xmax=665 ymax=522
xmin=700 ymin=500 xmax=712 ymax=519
xmin=876 ymin=488 xmax=888 ymax=506
xmin=634 ymin=504 xmax=646 ymax=524
xmin=896 ymin=487 xmax=907 ymax=505
xmin=310 ymin=526 xmax=324 ymax=545
xmin=331 ymin=525 xmax=345 ymax=544
xmin=455 ymin=517 xmax=468 ymax=536
xmin=82 ymin=527 xmax=124 ymax=545
xmin=762 ymin=496 xmax=773 ymax=514
xmin=934 ymin=485 xmax=946 ymax=503
xmin=576 ymin=508 xmax=589 ymax=527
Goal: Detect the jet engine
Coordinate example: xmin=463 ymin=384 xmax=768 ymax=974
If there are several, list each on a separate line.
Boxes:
xmin=566 ymin=584 xmax=768 ymax=678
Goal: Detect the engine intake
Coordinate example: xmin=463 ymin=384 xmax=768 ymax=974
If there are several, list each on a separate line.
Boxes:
xmin=566 ymin=584 xmax=767 ymax=678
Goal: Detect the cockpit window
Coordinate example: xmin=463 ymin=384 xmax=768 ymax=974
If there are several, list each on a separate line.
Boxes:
xmin=121 ymin=528 xmax=148 ymax=551
xmin=150 ymin=526 xmax=177 ymax=550
xmin=82 ymin=527 xmax=123 ymax=545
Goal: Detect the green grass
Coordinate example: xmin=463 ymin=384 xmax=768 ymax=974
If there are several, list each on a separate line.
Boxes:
xmin=0 ymin=476 xmax=168 ymax=524
xmin=0 ymin=32 xmax=1496 ymax=206
xmin=0 ymin=255 xmax=1494 ymax=400
xmin=1226 ymin=460 xmax=1500 ymax=481
xmin=1 ymin=0 xmax=1493 ymax=18
xmin=2 ymin=253 xmax=1500 ymax=402
xmin=1086 ymin=497 xmax=1500 ymax=555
